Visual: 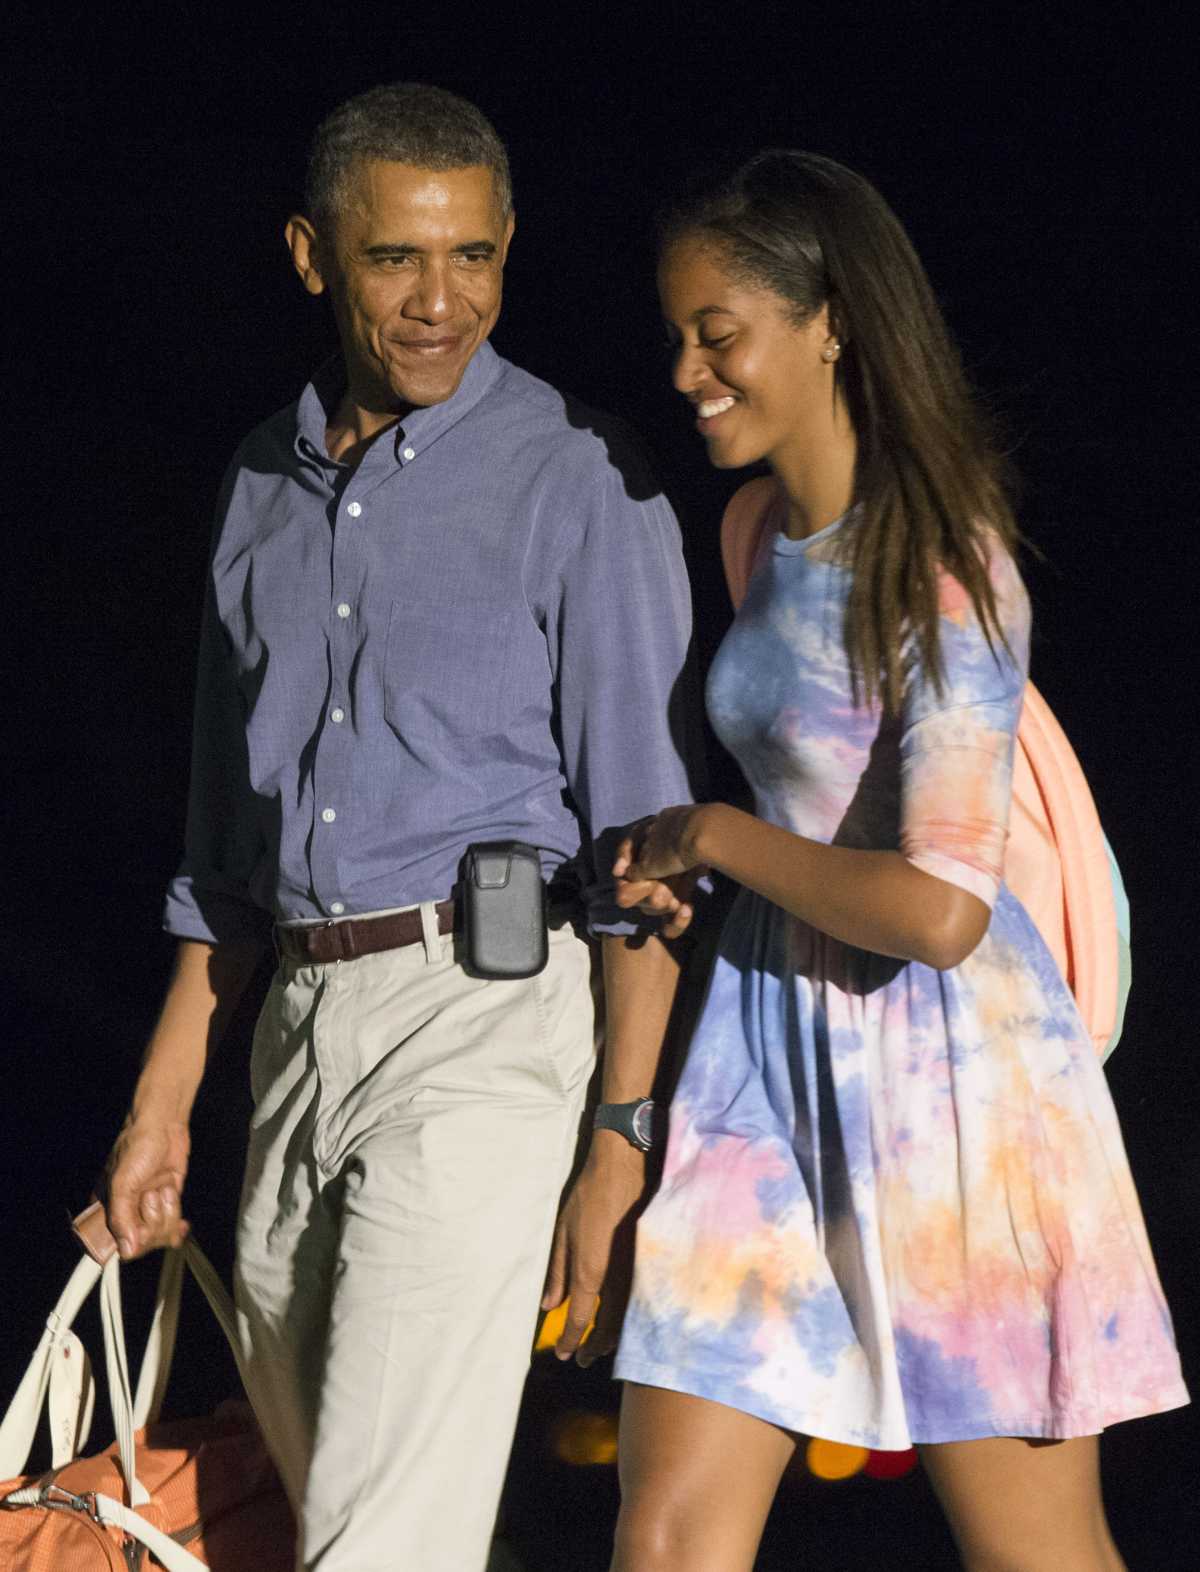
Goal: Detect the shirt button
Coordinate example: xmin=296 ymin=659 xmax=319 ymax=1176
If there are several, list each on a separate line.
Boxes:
xmin=321 ymin=807 xmax=337 ymax=824
xmin=402 ymin=447 xmax=415 ymax=461
xmin=336 ymin=602 xmax=351 ymax=619
xmin=330 ymin=706 xmax=345 ymax=724
xmin=346 ymin=501 xmax=362 ymax=517
xmin=329 ymin=901 xmax=345 ymax=915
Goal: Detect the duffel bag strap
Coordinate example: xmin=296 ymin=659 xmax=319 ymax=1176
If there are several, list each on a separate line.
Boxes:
xmin=97 ymin=1256 xmax=150 ymax=1507
xmin=1 ymin=1208 xmax=254 ymax=1501
xmin=1 ymin=1481 xmax=208 ymax=1572
xmin=48 ymin=1329 xmax=95 ymax=1466
xmin=181 ymin=1241 xmax=243 ymax=1370
xmin=0 ymin=1249 xmax=150 ymax=1506
xmin=85 ymin=1217 xmax=247 ymax=1505
xmin=133 ymin=1238 xmax=245 ymax=1427
xmin=65 ymin=1200 xmax=148 ymax=1503
xmin=132 ymin=1244 xmax=186 ymax=1429
xmin=71 ymin=1202 xmax=248 ymax=1437
xmin=94 ymin=1491 xmax=209 ymax=1572
xmin=0 ymin=1252 xmax=101 ymax=1477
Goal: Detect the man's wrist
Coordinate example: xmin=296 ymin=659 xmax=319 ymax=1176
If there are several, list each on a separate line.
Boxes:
xmin=130 ymin=1075 xmax=196 ymax=1126
xmin=586 ymin=1126 xmax=650 ymax=1171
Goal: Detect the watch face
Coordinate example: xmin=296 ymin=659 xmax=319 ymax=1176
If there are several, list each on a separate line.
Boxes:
xmin=631 ymin=1100 xmax=655 ymax=1149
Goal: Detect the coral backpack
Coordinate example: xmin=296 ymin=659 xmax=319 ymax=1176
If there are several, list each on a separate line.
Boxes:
xmin=720 ymin=477 xmax=1131 ymax=1059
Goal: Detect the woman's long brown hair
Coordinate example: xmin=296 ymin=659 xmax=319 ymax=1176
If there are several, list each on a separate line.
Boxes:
xmin=661 ymin=151 xmax=1020 ymax=711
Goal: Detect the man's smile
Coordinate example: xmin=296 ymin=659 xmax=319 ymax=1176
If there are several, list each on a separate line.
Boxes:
xmin=389 ymin=333 xmax=466 ymax=356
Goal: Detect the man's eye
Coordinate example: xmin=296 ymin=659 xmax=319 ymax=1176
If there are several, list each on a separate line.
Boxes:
xmin=700 ymin=333 xmax=735 ymax=350
xmin=457 ymin=251 xmax=491 ymax=265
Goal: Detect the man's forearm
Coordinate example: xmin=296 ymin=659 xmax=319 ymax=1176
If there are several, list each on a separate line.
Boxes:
xmin=595 ymin=931 xmax=682 ymax=1107
xmin=541 ymin=929 xmax=684 ymax=1359
xmin=105 ymin=934 xmax=263 ymax=1259
xmin=131 ymin=936 xmax=263 ymax=1121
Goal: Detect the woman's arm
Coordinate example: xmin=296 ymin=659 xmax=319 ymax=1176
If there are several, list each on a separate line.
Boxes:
xmin=618 ymin=554 xmax=1030 ymax=968
xmin=617 ymin=803 xmax=990 ymax=970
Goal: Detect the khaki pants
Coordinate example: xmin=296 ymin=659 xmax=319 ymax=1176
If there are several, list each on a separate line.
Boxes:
xmin=234 ymin=910 xmax=597 ymax=1571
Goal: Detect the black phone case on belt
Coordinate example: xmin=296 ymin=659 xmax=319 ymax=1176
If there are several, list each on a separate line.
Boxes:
xmin=461 ymin=841 xmax=549 ymax=979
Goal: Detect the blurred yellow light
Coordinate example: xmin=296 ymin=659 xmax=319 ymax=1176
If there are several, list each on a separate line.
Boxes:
xmin=534 ymin=1299 xmax=596 ymax=1353
xmin=806 ymin=1437 xmax=870 ymax=1480
xmin=551 ymin=1410 xmax=619 ymax=1466
xmin=535 ymin=1301 xmax=570 ymax=1352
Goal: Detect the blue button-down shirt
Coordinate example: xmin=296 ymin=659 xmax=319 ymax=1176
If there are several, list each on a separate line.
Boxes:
xmin=163 ymin=342 xmax=698 ymax=943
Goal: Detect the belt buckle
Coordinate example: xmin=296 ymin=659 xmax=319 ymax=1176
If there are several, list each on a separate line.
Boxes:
xmin=317 ymin=917 xmax=341 ymax=964
xmin=323 ymin=916 xmax=356 ymax=963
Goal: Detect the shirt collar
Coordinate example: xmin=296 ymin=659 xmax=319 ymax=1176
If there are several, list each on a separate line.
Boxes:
xmin=293 ymin=340 xmax=503 ymax=474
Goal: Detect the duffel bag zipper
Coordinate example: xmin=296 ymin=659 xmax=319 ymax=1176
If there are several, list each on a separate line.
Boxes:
xmin=32 ymin=1473 xmax=146 ymax=1572
xmin=38 ymin=1495 xmax=137 ymax=1571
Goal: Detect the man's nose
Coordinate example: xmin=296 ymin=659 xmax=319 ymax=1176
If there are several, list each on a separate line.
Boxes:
xmin=404 ymin=261 xmax=454 ymax=322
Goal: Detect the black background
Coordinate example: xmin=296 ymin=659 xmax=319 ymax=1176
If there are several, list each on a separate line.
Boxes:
xmin=6 ymin=2 xmax=1197 ymax=1567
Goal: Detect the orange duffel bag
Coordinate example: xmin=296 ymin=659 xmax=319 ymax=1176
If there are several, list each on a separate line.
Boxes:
xmin=0 ymin=1205 xmax=295 ymax=1570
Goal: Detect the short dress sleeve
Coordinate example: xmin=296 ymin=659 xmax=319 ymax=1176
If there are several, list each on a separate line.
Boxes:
xmin=899 ymin=546 xmax=1030 ymax=910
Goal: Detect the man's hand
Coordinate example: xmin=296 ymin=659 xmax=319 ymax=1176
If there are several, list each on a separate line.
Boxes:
xmin=102 ymin=1115 xmax=192 ymax=1259
xmin=540 ymin=1134 xmax=649 ymax=1366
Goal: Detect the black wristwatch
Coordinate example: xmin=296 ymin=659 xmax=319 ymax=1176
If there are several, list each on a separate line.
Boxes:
xmin=592 ymin=1098 xmax=665 ymax=1153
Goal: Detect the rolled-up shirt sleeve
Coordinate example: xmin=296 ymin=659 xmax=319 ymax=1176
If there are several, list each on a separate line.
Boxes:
xmin=899 ymin=549 xmax=1030 ymax=911
xmin=162 ymin=512 xmax=273 ymax=948
xmin=545 ymin=431 xmax=703 ymax=934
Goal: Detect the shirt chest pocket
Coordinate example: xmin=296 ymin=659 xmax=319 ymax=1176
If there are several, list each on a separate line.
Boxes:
xmin=382 ymin=601 xmax=539 ymax=746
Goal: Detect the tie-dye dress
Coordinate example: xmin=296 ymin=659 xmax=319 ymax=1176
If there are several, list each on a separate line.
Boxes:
xmin=614 ymin=507 xmax=1187 ymax=1447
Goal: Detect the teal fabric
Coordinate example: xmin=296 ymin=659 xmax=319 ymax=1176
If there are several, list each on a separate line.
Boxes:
xmin=1103 ymin=834 xmax=1132 ymax=1061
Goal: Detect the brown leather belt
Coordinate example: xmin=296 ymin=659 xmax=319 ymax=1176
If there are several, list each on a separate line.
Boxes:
xmin=275 ymin=900 xmax=456 ymax=965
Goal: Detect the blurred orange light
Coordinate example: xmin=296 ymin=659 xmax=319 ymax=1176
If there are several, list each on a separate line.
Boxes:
xmin=806 ymin=1437 xmax=870 ymax=1480
xmin=864 ymin=1447 xmax=918 ymax=1479
xmin=551 ymin=1410 xmax=619 ymax=1466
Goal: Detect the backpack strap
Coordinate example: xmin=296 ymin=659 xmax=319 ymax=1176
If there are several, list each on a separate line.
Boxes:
xmin=717 ymin=481 xmax=1129 ymax=1058
xmin=1010 ymin=684 xmax=1123 ymax=1058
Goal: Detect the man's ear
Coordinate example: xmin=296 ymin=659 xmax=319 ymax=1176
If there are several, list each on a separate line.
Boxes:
xmin=285 ymin=214 xmax=327 ymax=297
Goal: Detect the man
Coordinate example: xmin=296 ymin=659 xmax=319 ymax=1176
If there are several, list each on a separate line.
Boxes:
xmin=102 ymin=84 xmax=697 ymax=1571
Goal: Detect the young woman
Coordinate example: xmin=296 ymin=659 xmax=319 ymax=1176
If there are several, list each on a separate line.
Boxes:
xmin=606 ymin=152 xmax=1186 ymax=1572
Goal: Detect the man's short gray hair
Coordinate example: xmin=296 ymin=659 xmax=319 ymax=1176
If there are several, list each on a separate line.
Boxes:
xmin=306 ymin=82 xmax=512 ymax=227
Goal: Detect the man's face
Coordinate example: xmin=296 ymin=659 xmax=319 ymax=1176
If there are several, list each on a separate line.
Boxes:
xmin=306 ymin=161 xmax=514 ymax=412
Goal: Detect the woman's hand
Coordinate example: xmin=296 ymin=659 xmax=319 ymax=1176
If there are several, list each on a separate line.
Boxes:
xmin=613 ymin=807 xmax=710 ymax=938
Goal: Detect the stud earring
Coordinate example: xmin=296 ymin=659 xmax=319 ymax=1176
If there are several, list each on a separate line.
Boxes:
xmin=822 ymin=341 xmax=841 ymax=362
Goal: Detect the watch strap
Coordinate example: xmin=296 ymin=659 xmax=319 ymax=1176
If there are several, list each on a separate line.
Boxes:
xmin=592 ymin=1098 xmax=664 ymax=1152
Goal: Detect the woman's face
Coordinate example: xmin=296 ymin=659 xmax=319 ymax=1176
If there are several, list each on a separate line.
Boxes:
xmin=658 ymin=234 xmax=839 ymax=472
